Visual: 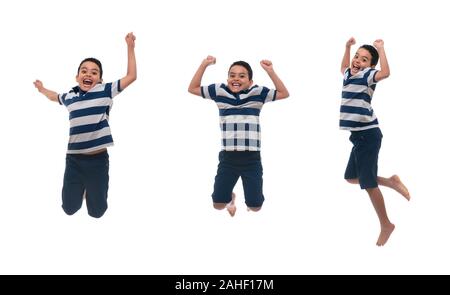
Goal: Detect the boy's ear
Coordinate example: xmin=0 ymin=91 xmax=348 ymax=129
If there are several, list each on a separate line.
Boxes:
xmin=249 ymin=80 xmax=253 ymax=87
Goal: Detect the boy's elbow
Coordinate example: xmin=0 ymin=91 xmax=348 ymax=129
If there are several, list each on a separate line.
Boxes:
xmin=126 ymin=73 xmax=137 ymax=84
xmin=379 ymin=71 xmax=390 ymax=80
xmin=49 ymin=95 xmax=59 ymax=102
xmin=279 ymin=91 xmax=290 ymax=99
xmin=188 ymin=87 xmax=198 ymax=95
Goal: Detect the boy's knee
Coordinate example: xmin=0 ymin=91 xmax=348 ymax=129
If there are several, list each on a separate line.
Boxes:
xmin=213 ymin=203 xmax=227 ymax=210
xmin=346 ymin=178 xmax=359 ymax=184
xmin=365 ymin=186 xmax=380 ymax=193
xmin=247 ymin=206 xmax=262 ymax=212
xmin=245 ymin=199 xmax=264 ymax=210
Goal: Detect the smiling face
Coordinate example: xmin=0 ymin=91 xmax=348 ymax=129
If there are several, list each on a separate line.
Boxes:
xmin=227 ymin=65 xmax=253 ymax=93
xmin=350 ymin=48 xmax=374 ymax=75
xmin=76 ymin=61 xmax=102 ymax=92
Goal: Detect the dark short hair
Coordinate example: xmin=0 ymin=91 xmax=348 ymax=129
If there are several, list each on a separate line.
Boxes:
xmin=359 ymin=45 xmax=379 ymax=66
xmin=77 ymin=57 xmax=103 ymax=78
xmin=229 ymin=61 xmax=253 ymax=80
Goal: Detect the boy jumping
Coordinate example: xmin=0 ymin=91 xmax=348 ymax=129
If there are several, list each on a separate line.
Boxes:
xmin=340 ymin=37 xmax=410 ymax=246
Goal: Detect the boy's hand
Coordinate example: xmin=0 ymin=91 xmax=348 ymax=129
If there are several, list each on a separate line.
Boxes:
xmin=33 ymin=79 xmax=58 ymax=102
xmin=373 ymin=39 xmax=384 ymax=49
xmin=125 ymin=32 xmax=136 ymax=48
xmin=188 ymin=56 xmax=215 ymax=96
xmin=202 ymin=55 xmax=216 ymax=67
xmin=346 ymin=37 xmax=356 ymax=47
xmin=260 ymin=60 xmax=273 ymax=72
xmin=33 ymin=80 xmax=44 ymax=92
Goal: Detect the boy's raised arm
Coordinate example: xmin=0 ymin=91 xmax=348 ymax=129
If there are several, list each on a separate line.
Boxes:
xmin=373 ymin=39 xmax=390 ymax=81
xmin=341 ymin=37 xmax=355 ymax=74
xmin=33 ymin=80 xmax=59 ymax=102
xmin=188 ymin=56 xmax=216 ymax=96
xmin=260 ymin=60 xmax=289 ymax=100
xmin=119 ymin=32 xmax=137 ymax=90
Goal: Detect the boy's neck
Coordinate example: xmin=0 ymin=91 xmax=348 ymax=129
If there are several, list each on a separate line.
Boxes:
xmin=227 ymin=84 xmax=256 ymax=94
xmin=72 ymin=86 xmax=87 ymax=95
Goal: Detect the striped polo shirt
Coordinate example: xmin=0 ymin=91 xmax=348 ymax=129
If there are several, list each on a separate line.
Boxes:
xmin=340 ymin=67 xmax=379 ymax=131
xmin=201 ymin=83 xmax=277 ymax=151
xmin=58 ymin=80 xmax=121 ymax=154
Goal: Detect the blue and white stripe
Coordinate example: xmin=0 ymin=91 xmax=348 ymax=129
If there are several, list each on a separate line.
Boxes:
xmin=58 ymin=81 xmax=121 ymax=154
xmin=340 ymin=68 xmax=379 ymax=131
xmin=202 ymin=83 xmax=276 ymax=151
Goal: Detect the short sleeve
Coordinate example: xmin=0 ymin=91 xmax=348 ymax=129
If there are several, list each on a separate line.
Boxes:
xmin=110 ymin=80 xmax=121 ymax=98
xmin=367 ymin=69 xmax=379 ymax=85
xmin=58 ymin=93 xmax=66 ymax=105
xmin=263 ymin=87 xmax=277 ymax=103
xmin=201 ymin=83 xmax=220 ymax=100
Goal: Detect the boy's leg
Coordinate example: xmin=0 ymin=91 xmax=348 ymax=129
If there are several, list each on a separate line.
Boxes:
xmin=366 ymin=187 xmax=395 ymax=246
xmin=377 ymin=175 xmax=410 ymax=200
xmin=347 ymin=174 xmax=410 ymax=201
xmin=241 ymin=153 xmax=264 ymax=212
xmin=347 ymin=128 xmax=398 ymax=245
xmin=212 ymin=152 xmax=240 ymax=216
xmin=349 ymin=128 xmax=382 ymax=190
xmin=84 ymin=152 xmax=109 ymax=218
xmin=344 ymin=142 xmax=359 ymax=184
xmin=62 ymin=155 xmax=85 ymax=216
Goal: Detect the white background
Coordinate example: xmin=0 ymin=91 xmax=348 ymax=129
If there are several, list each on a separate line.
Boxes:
xmin=1 ymin=0 xmax=449 ymax=274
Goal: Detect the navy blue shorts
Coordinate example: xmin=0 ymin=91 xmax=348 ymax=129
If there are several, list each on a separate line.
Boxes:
xmin=212 ymin=151 xmax=264 ymax=208
xmin=344 ymin=128 xmax=383 ymax=189
xmin=62 ymin=151 xmax=109 ymax=218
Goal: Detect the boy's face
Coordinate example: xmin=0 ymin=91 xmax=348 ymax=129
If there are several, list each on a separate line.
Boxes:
xmin=350 ymin=48 xmax=374 ymax=75
xmin=227 ymin=65 xmax=253 ymax=93
xmin=76 ymin=61 xmax=102 ymax=92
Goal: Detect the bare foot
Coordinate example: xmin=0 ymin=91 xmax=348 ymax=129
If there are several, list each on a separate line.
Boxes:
xmin=391 ymin=175 xmax=410 ymax=201
xmin=226 ymin=192 xmax=236 ymax=217
xmin=376 ymin=223 xmax=395 ymax=246
xmin=226 ymin=204 xmax=236 ymax=217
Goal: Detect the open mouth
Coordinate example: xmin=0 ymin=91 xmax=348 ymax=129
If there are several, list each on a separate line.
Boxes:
xmin=351 ymin=63 xmax=361 ymax=73
xmin=83 ymin=79 xmax=93 ymax=87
